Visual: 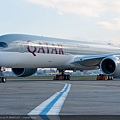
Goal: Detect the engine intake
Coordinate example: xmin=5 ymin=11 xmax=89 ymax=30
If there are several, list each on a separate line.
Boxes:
xmin=12 ymin=68 xmax=37 ymax=77
xmin=100 ymin=56 xmax=120 ymax=76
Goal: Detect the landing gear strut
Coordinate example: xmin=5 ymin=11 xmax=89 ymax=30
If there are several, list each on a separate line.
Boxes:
xmin=0 ymin=67 xmax=6 ymax=83
xmin=53 ymin=69 xmax=70 ymax=80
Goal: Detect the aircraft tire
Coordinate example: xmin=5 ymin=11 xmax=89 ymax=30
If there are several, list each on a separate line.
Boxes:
xmin=110 ymin=76 xmax=113 ymax=80
xmin=108 ymin=76 xmax=113 ymax=80
xmin=63 ymin=75 xmax=67 ymax=80
xmin=1 ymin=77 xmax=6 ymax=83
xmin=67 ymin=75 xmax=70 ymax=80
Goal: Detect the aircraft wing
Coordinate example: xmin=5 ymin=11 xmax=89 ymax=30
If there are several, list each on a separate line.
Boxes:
xmin=71 ymin=54 xmax=120 ymax=67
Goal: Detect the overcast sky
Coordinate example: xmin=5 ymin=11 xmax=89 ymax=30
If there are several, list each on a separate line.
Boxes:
xmin=0 ymin=0 xmax=120 ymax=44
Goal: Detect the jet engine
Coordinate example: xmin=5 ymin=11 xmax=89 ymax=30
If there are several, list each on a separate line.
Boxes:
xmin=12 ymin=68 xmax=37 ymax=77
xmin=100 ymin=56 xmax=120 ymax=76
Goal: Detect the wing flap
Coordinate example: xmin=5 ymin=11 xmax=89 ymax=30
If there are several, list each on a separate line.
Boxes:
xmin=71 ymin=55 xmax=110 ymax=67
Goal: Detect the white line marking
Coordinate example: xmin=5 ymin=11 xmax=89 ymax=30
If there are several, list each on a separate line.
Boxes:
xmin=28 ymin=83 xmax=71 ymax=115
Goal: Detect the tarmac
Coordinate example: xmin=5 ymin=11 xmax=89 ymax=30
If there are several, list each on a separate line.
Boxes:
xmin=1 ymin=79 xmax=120 ymax=119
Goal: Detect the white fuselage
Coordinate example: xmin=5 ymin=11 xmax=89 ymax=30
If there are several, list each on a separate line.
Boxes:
xmin=0 ymin=34 xmax=120 ymax=70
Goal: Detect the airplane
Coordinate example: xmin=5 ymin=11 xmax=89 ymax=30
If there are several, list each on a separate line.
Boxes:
xmin=0 ymin=33 xmax=120 ymax=82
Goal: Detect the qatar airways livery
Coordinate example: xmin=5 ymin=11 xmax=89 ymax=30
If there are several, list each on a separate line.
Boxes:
xmin=0 ymin=34 xmax=120 ymax=82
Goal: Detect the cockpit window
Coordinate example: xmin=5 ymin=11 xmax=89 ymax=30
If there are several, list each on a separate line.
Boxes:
xmin=0 ymin=42 xmax=8 ymax=48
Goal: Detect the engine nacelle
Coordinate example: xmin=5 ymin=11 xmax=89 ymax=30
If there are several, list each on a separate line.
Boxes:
xmin=12 ymin=68 xmax=37 ymax=77
xmin=100 ymin=56 xmax=120 ymax=76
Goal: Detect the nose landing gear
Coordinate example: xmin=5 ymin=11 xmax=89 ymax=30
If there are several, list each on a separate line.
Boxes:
xmin=0 ymin=67 xmax=7 ymax=83
xmin=0 ymin=77 xmax=7 ymax=83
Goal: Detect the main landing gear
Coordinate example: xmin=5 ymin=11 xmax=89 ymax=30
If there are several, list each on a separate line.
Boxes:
xmin=96 ymin=74 xmax=113 ymax=80
xmin=0 ymin=67 xmax=7 ymax=83
xmin=53 ymin=69 xmax=70 ymax=80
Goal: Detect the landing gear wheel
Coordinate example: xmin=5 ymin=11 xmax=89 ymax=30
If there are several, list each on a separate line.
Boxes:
xmin=63 ymin=75 xmax=70 ymax=80
xmin=53 ymin=74 xmax=70 ymax=80
xmin=108 ymin=76 xmax=113 ymax=80
xmin=53 ymin=69 xmax=71 ymax=80
xmin=66 ymin=75 xmax=70 ymax=80
xmin=1 ymin=77 xmax=6 ymax=83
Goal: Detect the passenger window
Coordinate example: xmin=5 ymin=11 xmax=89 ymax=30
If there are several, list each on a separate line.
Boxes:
xmin=0 ymin=42 xmax=8 ymax=48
